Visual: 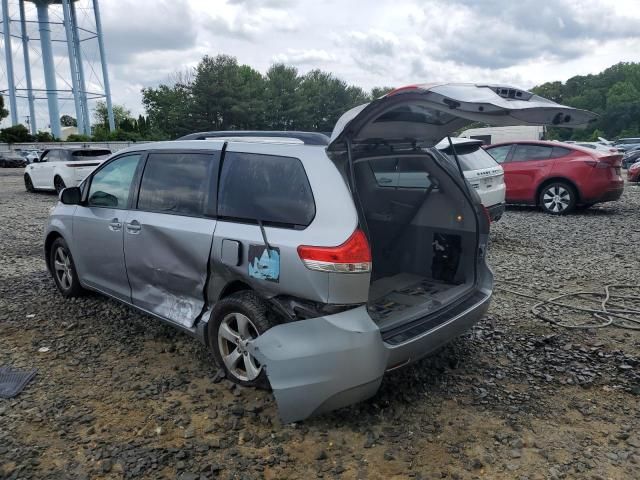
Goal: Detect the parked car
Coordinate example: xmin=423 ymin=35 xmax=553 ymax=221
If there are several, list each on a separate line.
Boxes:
xmin=622 ymin=150 xmax=640 ymax=170
xmin=24 ymin=147 xmax=112 ymax=193
xmin=484 ymin=140 xmax=623 ymax=214
xmin=571 ymin=142 xmax=619 ymax=154
xmin=628 ymin=161 xmax=640 ymax=182
xmin=44 ymin=83 xmax=595 ymax=422
xmin=436 ymin=137 xmax=506 ymax=221
xmin=18 ymin=149 xmax=42 ymax=164
xmin=613 ymin=138 xmax=640 ymax=152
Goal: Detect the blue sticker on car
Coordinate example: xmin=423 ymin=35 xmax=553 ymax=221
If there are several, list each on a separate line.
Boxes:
xmin=248 ymin=245 xmax=280 ymax=282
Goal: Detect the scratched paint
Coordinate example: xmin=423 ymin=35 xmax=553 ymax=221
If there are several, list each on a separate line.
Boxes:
xmin=248 ymin=245 xmax=280 ymax=282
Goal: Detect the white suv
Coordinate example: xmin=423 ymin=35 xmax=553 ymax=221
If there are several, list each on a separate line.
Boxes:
xmin=24 ymin=147 xmax=111 ymax=193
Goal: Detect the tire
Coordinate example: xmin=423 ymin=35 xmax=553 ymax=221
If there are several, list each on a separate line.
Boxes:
xmin=539 ymin=182 xmax=576 ymax=215
xmin=24 ymin=174 xmax=34 ymax=192
xmin=49 ymin=237 xmax=84 ymax=298
xmin=54 ymin=176 xmax=66 ymax=195
xmin=209 ymin=291 xmax=277 ymax=389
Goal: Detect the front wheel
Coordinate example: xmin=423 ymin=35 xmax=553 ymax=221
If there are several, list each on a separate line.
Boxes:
xmin=209 ymin=291 xmax=277 ymax=389
xmin=54 ymin=176 xmax=66 ymax=194
xmin=49 ymin=237 xmax=85 ymax=297
xmin=539 ymin=182 xmax=576 ymax=215
xmin=24 ymin=174 xmax=34 ymax=192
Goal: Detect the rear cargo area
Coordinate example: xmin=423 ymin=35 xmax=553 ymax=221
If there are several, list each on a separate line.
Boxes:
xmin=353 ymin=153 xmax=478 ymax=330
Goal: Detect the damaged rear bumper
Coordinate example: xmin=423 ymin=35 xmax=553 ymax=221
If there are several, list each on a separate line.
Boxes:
xmin=249 ymin=287 xmax=491 ymax=424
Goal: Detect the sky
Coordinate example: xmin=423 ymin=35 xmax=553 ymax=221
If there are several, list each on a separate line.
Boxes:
xmin=3 ymin=0 xmax=640 ymax=127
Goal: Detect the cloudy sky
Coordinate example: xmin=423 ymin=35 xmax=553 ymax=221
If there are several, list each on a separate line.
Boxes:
xmin=3 ymin=0 xmax=640 ymax=126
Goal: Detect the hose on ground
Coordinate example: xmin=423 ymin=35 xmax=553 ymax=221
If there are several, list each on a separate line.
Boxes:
xmin=496 ymin=283 xmax=640 ymax=330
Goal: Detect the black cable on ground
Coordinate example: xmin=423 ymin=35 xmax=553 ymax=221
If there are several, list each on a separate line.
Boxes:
xmin=496 ymin=283 xmax=640 ymax=330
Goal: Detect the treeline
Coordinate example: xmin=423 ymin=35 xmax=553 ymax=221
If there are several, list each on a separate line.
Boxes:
xmin=142 ymin=55 xmax=392 ymax=139
xmin=532 ymin=62 xmax=640 ymax=141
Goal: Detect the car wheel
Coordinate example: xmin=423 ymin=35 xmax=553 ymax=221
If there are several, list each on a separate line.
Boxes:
xmin=24 ymin=174 xmax=34 ymax=192
xmin=50 ymin=237 xmax=84 ymax=297
xmin=54 ymin=176 xmax=66 ymax=194
xmin=539 ymin=182 xmax=576 ymax=215
xmin=209 ymin=291 xmax=276 ymax=389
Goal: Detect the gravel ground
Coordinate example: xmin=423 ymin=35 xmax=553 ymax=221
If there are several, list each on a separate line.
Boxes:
xmin=1 ymin=168 xmax=639 ymax=480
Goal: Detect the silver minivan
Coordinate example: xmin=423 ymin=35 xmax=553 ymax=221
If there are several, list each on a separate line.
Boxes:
xmin=44 ymin=83 xmax=595 ymax=422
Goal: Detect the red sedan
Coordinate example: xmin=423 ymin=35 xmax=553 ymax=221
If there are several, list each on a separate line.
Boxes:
xmin=484 ymin=140 xmax=624 ymax=214
xmin=628 ymin=161 xmax=640 ymax=183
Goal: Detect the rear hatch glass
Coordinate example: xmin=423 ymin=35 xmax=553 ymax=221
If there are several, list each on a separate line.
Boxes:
xmin=71 ymin=150 xmax=111 ymax=160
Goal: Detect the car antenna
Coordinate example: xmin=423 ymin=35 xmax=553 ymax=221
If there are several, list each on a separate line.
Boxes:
xmin=257 ymin=220 xmax=272 ymax=258
xmin=447 ymin=136 xmax=472 ymax=197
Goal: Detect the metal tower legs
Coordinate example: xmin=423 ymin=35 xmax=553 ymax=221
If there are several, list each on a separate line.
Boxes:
xmin=18 ymin=0 xmax=36 ymax=133
xmin=61 ymin=0 xmax=84 ymax=134
xmin=70 ymin=0 xmax=90 ymax=134
xmin=92 ymin=0 xmax=114 ymax=131
xmin=2 ymin=0 xmax=18 ymax=126
xmin=35 ymin=1 xmax=61 ymax=138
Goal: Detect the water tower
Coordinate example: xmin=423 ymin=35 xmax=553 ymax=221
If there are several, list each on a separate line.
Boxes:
xmin=0 ymin=0 xmax=115 ymax=137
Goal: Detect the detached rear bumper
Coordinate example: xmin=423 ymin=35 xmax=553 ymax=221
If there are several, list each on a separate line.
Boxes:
xmin=249 ymin=284 xmax=491 ymax=423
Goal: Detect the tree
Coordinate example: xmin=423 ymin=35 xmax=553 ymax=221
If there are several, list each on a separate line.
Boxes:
xmin=60 ymin=115 xmax=77 ymax=127
xmin=142 ymin=82 xmax=194 ymax=139
xmin=369 ymin=86 xmax=394 ymax=100
xmin=35 ymin=131 xmax=55 ymax=142
xmin=93 ymin=101 xmax=133 ymax=130
xmin=264 ymin=64 xmax=301 ymax=130
xmin=0 ymin=95 xmax=8 ymax=122
xmin=0 ymin=124 xmax=34 ymax=143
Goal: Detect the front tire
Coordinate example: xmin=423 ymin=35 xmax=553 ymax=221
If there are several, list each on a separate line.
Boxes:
xmin=24 ymin=174 xmax=34 ymax=192
xmin=209 ymin=291 xmax=277 ymax=389
xmin=50 ymin=237 xmax=84 ymax=297
xmin=539 ymin=182 xmax=576 ymax=215
xmin=54 ymin=176 xmax=66 ymax=195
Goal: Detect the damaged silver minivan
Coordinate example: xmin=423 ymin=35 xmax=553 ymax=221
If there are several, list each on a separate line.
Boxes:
xmin=44 ymin=84 xmax=595 ymax=423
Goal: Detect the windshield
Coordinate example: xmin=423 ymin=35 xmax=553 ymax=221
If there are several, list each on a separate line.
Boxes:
xmin=71 ymin=150 xmax=111 ymax=160
xmin=447 ymin=148 xmax=499 ymax=171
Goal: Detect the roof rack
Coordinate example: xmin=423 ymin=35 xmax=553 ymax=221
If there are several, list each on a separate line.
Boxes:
xmin=177 ymin=130 xmax=330 ymax=146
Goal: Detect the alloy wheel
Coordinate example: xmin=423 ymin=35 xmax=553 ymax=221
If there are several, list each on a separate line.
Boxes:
xmin=542 ymin=185 xmax=571 ymax=213
xmin=217 ymin=312 xmax=263 ymax=381
xmin=53 ymin=246 xmax=73 ymax=290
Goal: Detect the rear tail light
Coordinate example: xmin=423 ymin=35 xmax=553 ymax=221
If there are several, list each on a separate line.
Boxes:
xmin=298 ymin=229 xmax=371 ymax=273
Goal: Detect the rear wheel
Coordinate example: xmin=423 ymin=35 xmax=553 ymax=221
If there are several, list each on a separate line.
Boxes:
xmin=54 ymin=176 xmax=66 ymax=194
xmin=209 ymin=291 xmax=276 ymax=389
xmin=24 ymin=174 xmax=34 ymax=192
xmin=49 ymin=237 xmax=84 ymax=297
xmin=539 ymin=182 xmax=576 ymax=215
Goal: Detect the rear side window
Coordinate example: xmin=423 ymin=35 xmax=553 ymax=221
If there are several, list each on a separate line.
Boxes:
xmin=369 ymin=156 xmax=434 ymax=189
xmin=486 ymin=145 xmax=511 ymax=163
xmin=137 ymin=152 xmax=216 ymax=217
xmin=551 ymin=146 xmax=571 ymax=158
xmin=71 ymin=149 xmax=111 ymax=159
xmin=511 ymin=144 xmax=553 ymax=161
xmin=218 ymin=152 xmax=315 ymax=227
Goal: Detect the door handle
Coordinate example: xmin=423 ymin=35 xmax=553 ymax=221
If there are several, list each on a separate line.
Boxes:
xmin=126 ymin=220 xmax=141 ymax=234
xmin=108 ymin=218 xmax=122 ymax=231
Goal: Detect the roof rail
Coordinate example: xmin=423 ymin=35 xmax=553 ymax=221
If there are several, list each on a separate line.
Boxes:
xmin=177 ymin=130 xmax=330 ymax=146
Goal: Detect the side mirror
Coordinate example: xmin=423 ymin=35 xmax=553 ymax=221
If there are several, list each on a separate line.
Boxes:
xmin=60 ymin=186 xmax=81 ymax=205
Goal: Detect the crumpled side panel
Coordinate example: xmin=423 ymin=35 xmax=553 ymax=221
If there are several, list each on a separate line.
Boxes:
xmin=248 ymin=306 xmax=387 ymax=423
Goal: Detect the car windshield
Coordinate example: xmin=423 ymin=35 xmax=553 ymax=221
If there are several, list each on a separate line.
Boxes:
xmin=70 ymin=150 xmax=111 ymax=160
xmin=447 ymin=148 xmax=499 ymax=171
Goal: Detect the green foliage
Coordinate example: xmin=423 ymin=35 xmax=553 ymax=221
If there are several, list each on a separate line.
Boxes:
xmin=66 ymin=133 xmax=92 ymax=142
xmin=141 ymin=54 xmax=396 ymax=138
xmin=35 ymin=131 xmax=55 ymax=142
xmin=60 ymin=115 xmax=77 ymax=127
xmin=0 ymin=124 xmax=33 ymax=143
xmin=533 ymin=62 xmax=640 ymax=140
xmin=0 ymin=95 xmax=9 ymax=121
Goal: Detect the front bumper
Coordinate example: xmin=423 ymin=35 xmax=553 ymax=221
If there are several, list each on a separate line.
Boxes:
xmin=249 ymin=286 xmax=491 ymax=423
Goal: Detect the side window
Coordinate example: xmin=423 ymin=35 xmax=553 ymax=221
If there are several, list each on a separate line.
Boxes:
xmin=137 ymin=152 xmax=216 ymax=217
xmin=39 ymin=151 xmax=50 ymax=163
xmin=485 ymin=145 xmax=512 ymax=164
xmin=551 ymin=146 xmax=571 ymax=158
xmin=511 ymin=145 xmax=553 ymax=162
xmin=370 ymin=158 xmax=399 ymax=187
xmin=88 ymin=154 xmax=141 ymax=209
xmin=218 ymin=152 xmax=315 ymax=227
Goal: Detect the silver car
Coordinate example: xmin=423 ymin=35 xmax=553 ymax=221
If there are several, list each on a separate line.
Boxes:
xmin=44 ymin=83 xmax=595 ymax=422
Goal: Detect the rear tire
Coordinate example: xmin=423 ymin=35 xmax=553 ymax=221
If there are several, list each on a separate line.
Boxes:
xmin=539 ymin=182 xmax=576 ymax=215
xmin=54 ymin=176 xmax=66 ymax=195
xmin=49 ymin=237 xmax=84 ymax=298
xmin=209 ymin=291 xmax=277 ymax=389
xmin=24 ymin=174 xmax=35 ymax=192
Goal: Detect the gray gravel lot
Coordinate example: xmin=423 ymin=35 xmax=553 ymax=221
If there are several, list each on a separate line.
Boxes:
xmin=1 ymin=167 xmax=639 ymax=480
